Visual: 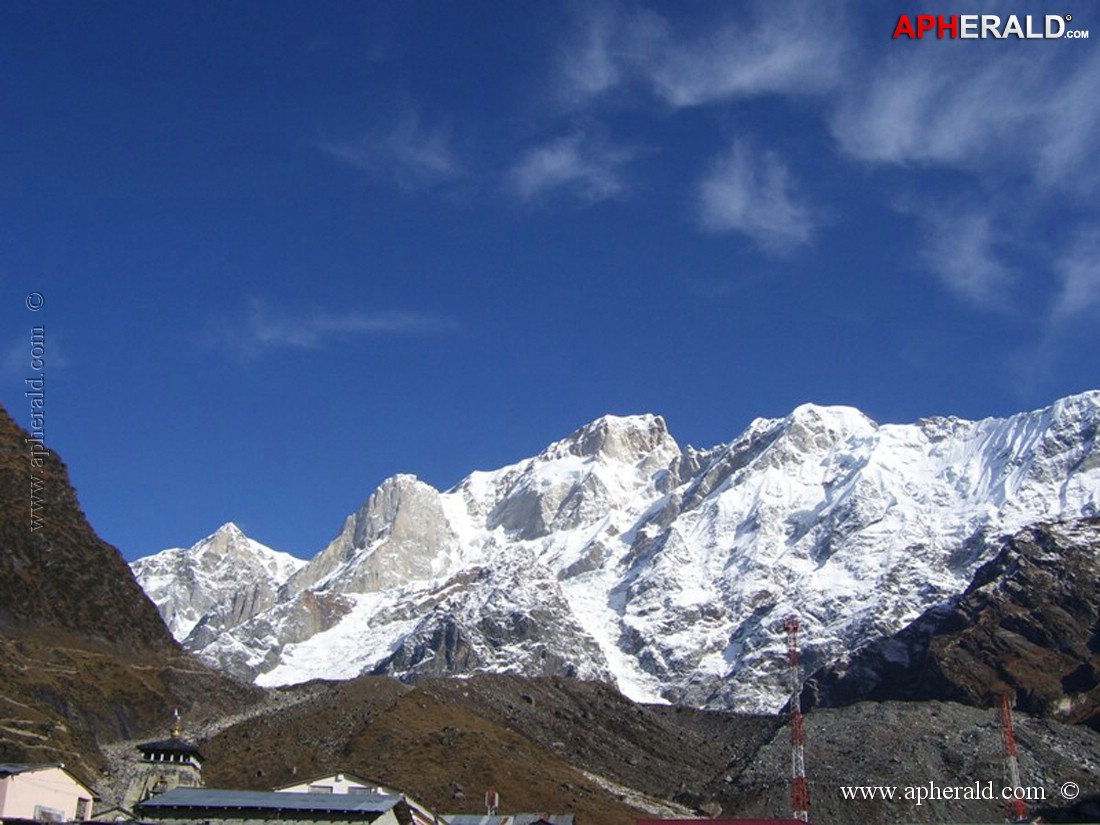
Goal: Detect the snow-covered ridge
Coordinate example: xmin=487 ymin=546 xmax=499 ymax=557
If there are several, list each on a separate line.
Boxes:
xmin=132 ymin=522 xmax=304 ymax=643
xmin=132 ymin=393 xmax=1100 ymax=711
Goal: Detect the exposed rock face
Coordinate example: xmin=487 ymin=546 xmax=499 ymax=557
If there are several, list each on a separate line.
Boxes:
xmin=805 ymin=517 xmax=1100 ymax=729
xmin=284 ymin=474 xmax=457 ymax=595
xmin=367 ymin=556 xmax=613 ymax=681
xmin=134 ymin=392 xmax=1100 ymax=712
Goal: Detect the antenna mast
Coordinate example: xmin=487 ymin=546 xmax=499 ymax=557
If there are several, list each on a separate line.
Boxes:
xmin=996 ymin=694 xmax=1027 ymax=822
xmin=785 ymin=615 xmax=809 ymax=823
xmin=485 ymin=786 xmax=499 ymax=817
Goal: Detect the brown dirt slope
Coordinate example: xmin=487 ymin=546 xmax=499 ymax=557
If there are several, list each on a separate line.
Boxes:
xmin=200 ymin=677 xmax=648 ymax=825
xmin=421 ymin=674 xmax=780 ymax=812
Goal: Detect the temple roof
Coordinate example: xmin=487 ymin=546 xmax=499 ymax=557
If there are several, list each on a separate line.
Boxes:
xmin=136 ymin=737 xmax=204 ymax=759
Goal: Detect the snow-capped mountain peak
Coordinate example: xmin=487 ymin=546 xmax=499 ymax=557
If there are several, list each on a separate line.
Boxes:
xmin=134 ymin=391 xmax=1100 ymax=711
xmin=545 ymin=413 xmax=679 ymax=464
xmin=131 ymin=524 xmax=304 ymax=643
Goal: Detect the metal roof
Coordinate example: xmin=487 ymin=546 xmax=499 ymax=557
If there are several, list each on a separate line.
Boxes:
xmin=136 ymin=787 xmax=401 ymax=814
xmin=0 ymin=763 xmax=99 ymax=796
xmin=512 ymin=815 xmax=574 ymax=825
xmin=0 ymin=763 xmax=63 ymax=776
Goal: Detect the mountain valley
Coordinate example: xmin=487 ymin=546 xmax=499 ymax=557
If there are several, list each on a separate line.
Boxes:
xmin=3 ymin=393 xmax=1099 ymax=824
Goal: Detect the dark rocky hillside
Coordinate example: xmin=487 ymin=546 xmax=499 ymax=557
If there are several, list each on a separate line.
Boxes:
xmin=730 ymin=700 xmax=1100 ymax=824
xmin=0 ymin=404 xmax=175 ymax=650
xmin=181 ymin=675 xmax=1100 ymax=825
xmin=0 ymin=403 xmax=258 ymax=780
xmin=805 ymin=518 xmax=1100 ymax=730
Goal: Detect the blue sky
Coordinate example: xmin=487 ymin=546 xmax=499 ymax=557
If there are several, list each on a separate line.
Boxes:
xmin=2 ymin=1 xmax=1098 ymax=562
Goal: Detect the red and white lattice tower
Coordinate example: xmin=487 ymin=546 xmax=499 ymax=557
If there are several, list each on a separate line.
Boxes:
xmin=485 ymin=786 xmax=499 ymax=817
xmin=996 ymin=694 xmax=1027 ymax=822
xmin=785 ymin=615 xmax=809 ymax=822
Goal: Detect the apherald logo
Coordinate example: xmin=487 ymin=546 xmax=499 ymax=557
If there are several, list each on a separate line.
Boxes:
xmin=892 ymin=14 xmax=1071 ymax=39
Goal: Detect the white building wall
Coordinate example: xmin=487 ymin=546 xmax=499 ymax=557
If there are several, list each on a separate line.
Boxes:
xmin=0 ymin=767 xmax=93 ymax=821
xmin=276 ymin=775 xmax=385 ymax=795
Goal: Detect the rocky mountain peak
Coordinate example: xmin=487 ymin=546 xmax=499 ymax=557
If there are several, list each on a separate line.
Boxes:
xmin=277 ymin=473 xmax=456 ymax=598
xmin=131 ymin=524 xmax=304 ymax=643
xmin=549 ymin=413 xmax=679 ymax=464
xmin=213 ymin=521 xmax=245 ymax=539
xmin=193 ymin=522 xmax=249 ymax=556
xmin=348 ymin=473 xmax=449 ymax=549
xmin=780 ymin=403 xmax=876 ymax=452
xmin=1052 ymin=388 xmax=1100 ymax=418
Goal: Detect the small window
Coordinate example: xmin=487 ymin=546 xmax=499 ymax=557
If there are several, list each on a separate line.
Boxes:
xmin=78 ymin=798 xmax=91 ymax=820
xmin=308 ymin=785 xmax=333 ymax=794
xmin=33 ymin=805 xmax=65 ymax=822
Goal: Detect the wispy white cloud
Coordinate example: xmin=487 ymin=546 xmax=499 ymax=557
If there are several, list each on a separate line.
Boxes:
xmin=1034 ymin=52 xmax=1100 ymax=193
xmin=832 ymin=51 xmax=1030 ymax=167
xmin=1051 ymin=230 xmax=1100 ymax=322
xmin=918 ymin=205 xmax=1015 ymax=311
xmin=320 ymin=111 xmax=464 ymax=191
xmin=507 ymin=131 xmax=638 ymax=203
xmin=208 ymin=299 xmax=453 ymax=360
xmin=3 ymin=332 xmax=70 ymax=379
xmin=546 ymin=0 xmax=1100 ymax=373
xmin=697 ymin=140 xmax=815 ymax=253
xmin=1009 ymin=227 xmax=1100 ymax=392
xmin=3 ymin=337 xmax=29 ymax=378
xmin=556 ymin=1 xmax=847 ymax=109
xmin=556 ymin=5 xmax=624 ymax=106
xmin=830 ymin=47 xmax=1100 ymax=193
xmin=555 ymin=5 xmax=1098 ymax=187
xmin=646 ymin=4 xmax=847 ymax=107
